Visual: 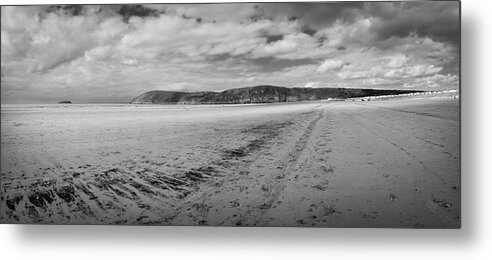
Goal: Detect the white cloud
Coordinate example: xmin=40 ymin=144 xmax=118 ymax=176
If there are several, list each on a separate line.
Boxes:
xmin=317 ymin=18 xmax=375 ymax=48
xmin=1 ymin=7 xmax=130 ymax=73
xmin=317 ymin=59 xmax=344 ymax=73
xmin=304 ymin=81 xmax=322 ymax=88
xmin=383 ymin=64 xmax=443 ymax=78
xmin=0 ymin=5 xmax=460 ymax=103
xmin=386 ymin=54 xmax=409 ymax=68
xmin=84 ymin=45 xmax=113 ymax=62
xmin=403 ymin=73 xmax=459 ymax=89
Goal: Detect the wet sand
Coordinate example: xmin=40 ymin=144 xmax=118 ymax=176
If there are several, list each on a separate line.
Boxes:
xmin=0 ymin=98 xmax=460 ymax=228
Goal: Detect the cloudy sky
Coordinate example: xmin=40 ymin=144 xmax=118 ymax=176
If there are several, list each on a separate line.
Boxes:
xmin=1 ymin=2 xmax=460 ymax=103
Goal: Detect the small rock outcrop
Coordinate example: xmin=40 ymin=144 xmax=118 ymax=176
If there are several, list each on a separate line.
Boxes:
xmin=58 ymin=101 xmax=72 ymax=104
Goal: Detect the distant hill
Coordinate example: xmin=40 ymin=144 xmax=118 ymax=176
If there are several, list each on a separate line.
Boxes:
xmin=130 ymin=85 xmax=422 ymax=104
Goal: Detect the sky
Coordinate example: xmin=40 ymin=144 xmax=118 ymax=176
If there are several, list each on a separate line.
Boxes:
xmin=1 ymin=2 xmax=460 ymax=103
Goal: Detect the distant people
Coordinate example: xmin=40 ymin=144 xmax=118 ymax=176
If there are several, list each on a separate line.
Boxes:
xmin=185 ymin=106 xmax=189 ymax=110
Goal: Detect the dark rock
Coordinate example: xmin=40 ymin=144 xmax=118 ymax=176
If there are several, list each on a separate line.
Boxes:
xmin=58 ymin=101 xmax=72 ymax=104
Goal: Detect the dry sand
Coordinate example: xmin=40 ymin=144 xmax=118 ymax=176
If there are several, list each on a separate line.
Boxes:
xmin=0 ymin=97 xmax=460 ymax=228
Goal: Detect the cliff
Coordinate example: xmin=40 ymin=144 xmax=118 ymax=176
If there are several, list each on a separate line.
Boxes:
xmin=130 ymin=85 xmax=422 ymax=104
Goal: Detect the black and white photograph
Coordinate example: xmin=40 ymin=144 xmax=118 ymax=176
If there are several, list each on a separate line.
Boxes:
xmin=1 ymin=1 xmax=460 ymax=228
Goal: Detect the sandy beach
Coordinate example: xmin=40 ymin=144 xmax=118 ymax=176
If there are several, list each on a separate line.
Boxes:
xmin=0 ymin=97 xmax=460 ymax=227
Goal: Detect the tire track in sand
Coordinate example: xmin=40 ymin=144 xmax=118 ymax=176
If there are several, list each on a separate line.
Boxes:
xmin=340 ymin=110 xmax=446 ymax=183
xmin=241 ymin=107 xmax=325 ymax=226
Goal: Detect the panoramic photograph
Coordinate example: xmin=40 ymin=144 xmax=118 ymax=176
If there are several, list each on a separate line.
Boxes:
xmin=0 ymin=2 xmax=460 ymax=228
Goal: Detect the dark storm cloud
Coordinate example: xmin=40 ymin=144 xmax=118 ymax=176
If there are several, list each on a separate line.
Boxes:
xmin=257 ymin=1 xmax=459 ymax=45
xmin=46 ymin=5 xmax=83 ymax=16
xmin=301 ymin=27 xmax=317 ymax=37
xmin=118 ymin=4 xmax=160 ymax=22
xmin=365 ymin=2 xmax=460 ymax=45
xmin=266 ymin=35 xmax=284 ymax=43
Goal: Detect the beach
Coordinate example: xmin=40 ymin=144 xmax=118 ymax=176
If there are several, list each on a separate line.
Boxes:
xmin=0 ymin=97 xmax=460 ymax=227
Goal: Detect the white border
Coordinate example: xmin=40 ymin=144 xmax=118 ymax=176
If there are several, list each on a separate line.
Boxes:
xmin=1 ymin=1 xmax=491 ymax=260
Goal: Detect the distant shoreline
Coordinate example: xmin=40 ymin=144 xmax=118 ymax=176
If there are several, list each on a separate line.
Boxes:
xmin=0 ymin=88 xmax=459 ymax=106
